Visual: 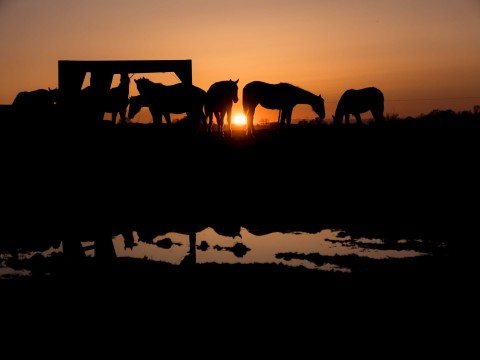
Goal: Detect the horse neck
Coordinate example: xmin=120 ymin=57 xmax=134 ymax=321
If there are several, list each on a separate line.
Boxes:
xmin=292 ymin=87 xmax=318 ymax=106
xmin=116 ymin=77 xmax=130 ymax=93
xmin=138 ymin=82 xmax=165 ymax=96
xmin=211 ymin=82 xmax=236 ymax=99
xmin=139 ymin=95 xmax=150 ymax=106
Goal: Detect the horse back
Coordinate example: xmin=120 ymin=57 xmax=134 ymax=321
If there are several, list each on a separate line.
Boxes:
xmin=206 ymin=80 xmax=237 ymax=112
xmin=338 ymin=87 xmax=384 ymax=114
xmin=243 ymin=81 xmax=286 ymax=109
xmin=13 ymin=89 xmax=52 ymax=107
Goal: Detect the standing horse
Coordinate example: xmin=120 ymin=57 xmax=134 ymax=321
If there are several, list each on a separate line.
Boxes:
xmin=242 ymin=81 xmax=325 ymax=136
xmin=105 ymin=73 xmax=130 ymax=125
xmin=333 ymin=87 xmax=384 ymax=125
xmin=79 ymin=73 xmax=130 ymax=124
xmin=12 ymin=87 xmax=59 ymax=121
xmin=134 ymin=77 xmax=207 ymax=131
xmin=205 ymin=79 xmax=239 ymax=136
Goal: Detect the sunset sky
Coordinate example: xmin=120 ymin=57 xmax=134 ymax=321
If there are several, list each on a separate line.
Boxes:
xmin=1 ymin=0 xmax=479 ymax=123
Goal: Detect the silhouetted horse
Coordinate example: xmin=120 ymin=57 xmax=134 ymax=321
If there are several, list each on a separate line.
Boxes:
xmin=205 ymin=79 xmax=239 ymax=136
xmin=242 ymin=81 xmax=325 ymax=136
xmin=76 ymin=73 xmax=130 ymax=125
xmin=333 ymin=87 xmax=385 ymax=125
xmin=106 ymin=73 xmax=130 ymax=125
xmin=127 ymin=94 xmax=166 ymax=124
xmin=134 ymin=77 xmax=207 ymax=131
xmin=12 ymin=87 xmax=59 ymax=121
xmin=81 ymin=73 xmax=130 ymax=124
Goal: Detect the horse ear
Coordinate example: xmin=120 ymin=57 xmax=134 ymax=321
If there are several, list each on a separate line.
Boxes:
xmin=235 ymin=79 xmax=239 ymax=84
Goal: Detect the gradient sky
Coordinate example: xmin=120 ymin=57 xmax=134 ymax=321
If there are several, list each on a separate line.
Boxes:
xmin=1 ymin=0 xmax=479 ymax=123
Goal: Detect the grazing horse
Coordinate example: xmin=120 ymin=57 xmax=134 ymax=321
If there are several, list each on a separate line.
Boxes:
xmin=333 ymin=87 xmax=384 ymax=125
xmin=242 ymin=81 xmax=325 ymax=136
xmin=127 ymin=94 xmax=166 ymax=124
xmin=134 ymin=77 xmax=207 ymax=131
xmin=12 ymin=87 xmax=59 ymax=121
xmin=205 ymin=79 xmax=239 ymax=136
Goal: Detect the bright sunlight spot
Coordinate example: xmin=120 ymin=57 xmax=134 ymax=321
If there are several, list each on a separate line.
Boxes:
xmin=232 ymin=114 xmax=247 ymax=126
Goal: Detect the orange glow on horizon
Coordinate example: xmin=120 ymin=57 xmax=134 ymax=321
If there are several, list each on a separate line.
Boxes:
xmin=0 ymin=1 xmax=479 ymax=121
xmin=232 ymin=114 xmax=247 ymax=126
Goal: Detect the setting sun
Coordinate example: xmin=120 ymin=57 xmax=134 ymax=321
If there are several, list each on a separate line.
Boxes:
xmin=232 ymin=114 xmax=247 ymax=126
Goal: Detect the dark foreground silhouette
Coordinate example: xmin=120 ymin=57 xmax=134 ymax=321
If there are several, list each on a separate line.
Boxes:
xmin=0 ymin=110 xmax=478 ymax=334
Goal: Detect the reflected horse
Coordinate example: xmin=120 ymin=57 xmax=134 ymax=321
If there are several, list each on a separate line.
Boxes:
xmin=12 ymin=87 xmax=59 ymax=121
xmin=134 ymin=77 xmax=207 ymax=131
xmin=242 ymin=81 xmax=325 ymax=136
xmin=333 ymin=87 xmax=385 ymax=125
xmin=205 ymin=79 xmax=239 ymax=136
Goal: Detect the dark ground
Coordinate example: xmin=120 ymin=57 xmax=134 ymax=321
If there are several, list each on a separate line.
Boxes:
xmin=0 ymin=114 xmax=478 ymax=350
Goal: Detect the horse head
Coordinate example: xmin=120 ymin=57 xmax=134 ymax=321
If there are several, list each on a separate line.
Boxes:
xmin=48 ymin=87 xmax=60 ymax=104
xmin=127 ymin=95 xmax=142 ymax=120
xmin=229 ymin=79 xmax=239 ymax=103
xmin=120 ymin=73 xmax=131 ymax=86
xmin=134 ymin=77 xmax=155 ymax=95
xmin=312 ymin=94 xmax=326 ymax=120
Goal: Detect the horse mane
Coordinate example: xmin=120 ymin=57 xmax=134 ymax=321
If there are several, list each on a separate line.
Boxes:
xmin=135 ymin=77 xmax=168 ymax=95
xmin=207 ymin=79 xmax=238 ymax=95
xmin=278 ymin=82 xmax=312 ymax=94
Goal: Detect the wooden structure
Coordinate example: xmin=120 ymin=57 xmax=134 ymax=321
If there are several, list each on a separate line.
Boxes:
xmin=57 ymin=59 xmax=193 ymax=122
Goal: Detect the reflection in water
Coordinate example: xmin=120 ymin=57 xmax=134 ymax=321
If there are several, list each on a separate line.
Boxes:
xmin=1 ymin=117 xmax=477 ymax=283
xmin=0 ymin=227 xmax=441 ymax=279
xmin=0 ymin=246 xmax=60 ymax=278
xmin=112 ymin=227 xmax=430 ymax=272
xmin=0 ymin=227 xmax=443 ymax=278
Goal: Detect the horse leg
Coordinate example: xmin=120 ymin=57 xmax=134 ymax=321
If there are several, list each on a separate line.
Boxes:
xmin=225 ymin=107 xmax=232 ymax=137
xmin=278 ymin=108 xmax=289 ymax=131
xmin=120 ymin=105 xmax=127 ymax=124
xmin=372 ymin=110 xmax=384 ymax=122
xmin=207 ymin=112 xmax=213 ymax=132
xmin=214 ymin=111 xmax=223 ymax=135
xmin=354 ymin=113 xmax=363 ymax=124
xmin=219 ymin=111 xmax=227 ymax=136
xmin=153 ymin=113 xmax=162 ymax=124
xmin=244 ymin=104 xmax=255 ymax=136
xmin=164 ymin=113 xmax=171 ymax=126
xmin=345 ymin=113 xmax=351 ymax=125
xmin=201 ymin=111 xmax=207 ymax=132
xmin=285 ymin=108 xmax=293 ymax=129
xmin=247 ymin=108 xmax=255 ymax=137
